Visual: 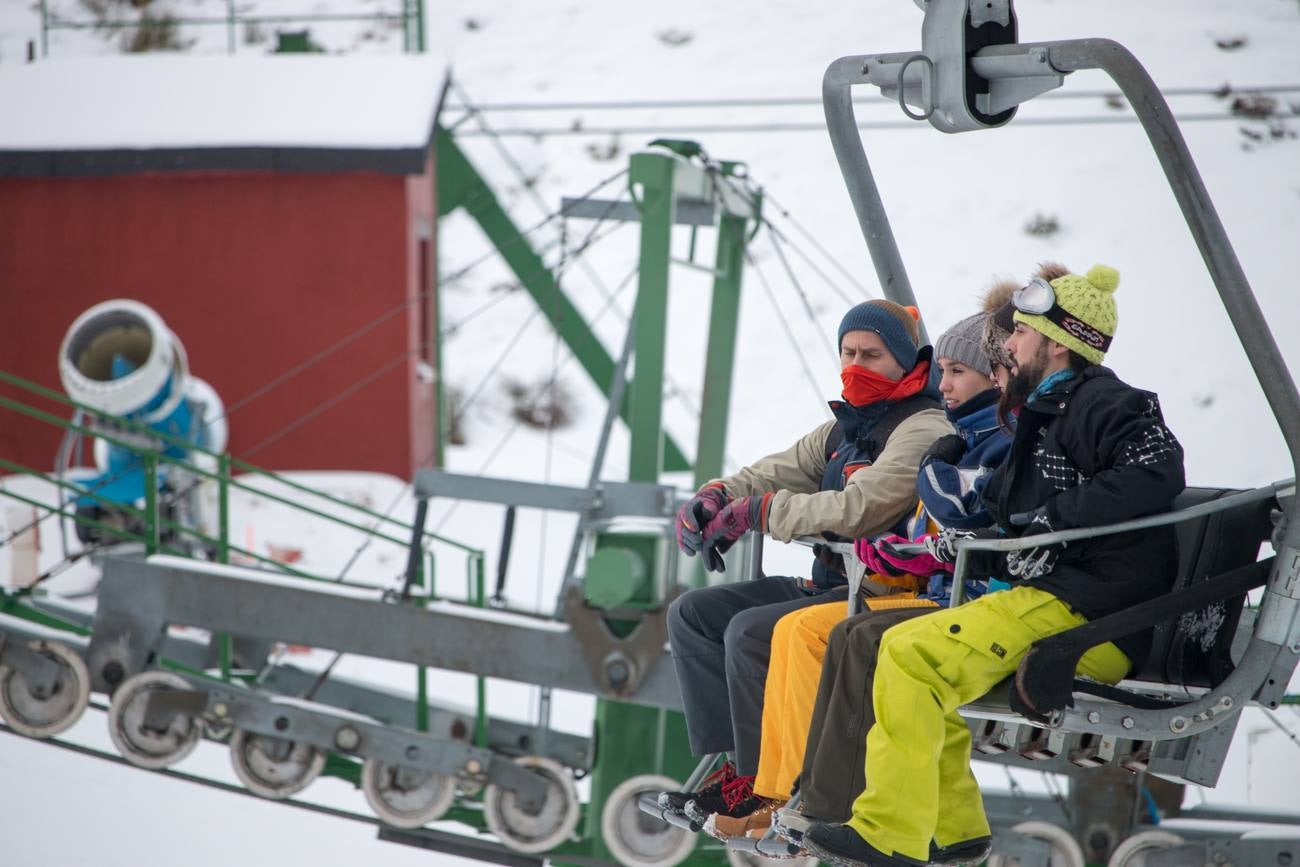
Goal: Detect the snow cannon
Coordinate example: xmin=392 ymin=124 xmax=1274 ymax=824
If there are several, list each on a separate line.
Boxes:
xmin=58 ymin=300 xmax=227 ymax=547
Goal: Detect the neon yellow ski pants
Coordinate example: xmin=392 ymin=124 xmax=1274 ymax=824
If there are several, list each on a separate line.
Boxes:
xmin=847 ymin=585 xmax=1131 ymax=861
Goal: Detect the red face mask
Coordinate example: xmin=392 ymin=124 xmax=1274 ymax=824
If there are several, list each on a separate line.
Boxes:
xmin=841 ymin=361 xmax=929 ymax=407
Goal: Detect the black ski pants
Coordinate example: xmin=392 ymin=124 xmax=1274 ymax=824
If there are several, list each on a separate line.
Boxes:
xmin=666 ymin=576 xmax=847 ymax=775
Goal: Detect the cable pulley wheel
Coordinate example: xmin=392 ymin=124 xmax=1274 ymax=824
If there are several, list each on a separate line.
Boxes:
xmin=988 ymin=821 xmax=1086 ymax=867
xmin=361 ymin=757 xmax=457 ymax=829
xmin=1106 ymin=830 xmax=1185 ymax=867
xmin=600 ymin=774 xmax=698 ymax=867
xmin=482 ymin=755 xmax=580 ymax=854
xmin=229 ymin=727 xmax=326 ymax=799
xmin=725 ymin=848 xmax=820 ymax=867
xmin=106 ymin=670 xmax=201 ymax=769
xmin=0 ymin=640 xmax=91 ymax=739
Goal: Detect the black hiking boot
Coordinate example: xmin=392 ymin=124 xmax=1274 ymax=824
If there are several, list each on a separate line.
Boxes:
xmin=930 ymin=835 xmax=993 ymax=866
xmin=683 ymin=773 xmax=760 ymax=823
xmin=802 ymin=822 xmax=928 ymax=867
xmin=657 ymin=761 xmax=736 ymax=816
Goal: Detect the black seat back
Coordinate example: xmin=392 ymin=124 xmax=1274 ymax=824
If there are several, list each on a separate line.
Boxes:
xmin=1133 ymin=487 xmax=1275 ymax=687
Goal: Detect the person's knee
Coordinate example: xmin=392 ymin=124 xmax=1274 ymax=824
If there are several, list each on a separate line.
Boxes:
xmin=723 ymin=606 xmax=773 ymax=657
xmin=877 ymin=619 xmax=928 ymax=667
xmin=791 ymin=609 xmax=832 ymax=646
xmin=827 ymin=618 xmax=852 ymax=654
xmin=668 ymin=586 xmax=712 ymax=641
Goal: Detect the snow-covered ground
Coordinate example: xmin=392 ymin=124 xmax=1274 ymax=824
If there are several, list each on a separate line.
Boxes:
xmin=4 ymin=0 xmax=1300 ymax=865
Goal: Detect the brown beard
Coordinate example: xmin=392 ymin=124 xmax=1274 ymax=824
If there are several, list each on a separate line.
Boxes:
xmin=997 ymin=342 xmax=1050 ymax=430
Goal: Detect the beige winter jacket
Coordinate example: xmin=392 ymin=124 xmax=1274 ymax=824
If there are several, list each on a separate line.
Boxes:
xmin=713 ymin=409 xmax=954 ymax=542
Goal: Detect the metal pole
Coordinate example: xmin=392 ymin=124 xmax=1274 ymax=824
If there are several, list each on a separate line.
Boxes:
xmin=143 ymin=454 xmax=159 ymax=556
xmin=553 ymin=319 xmax=636 ymax=616
xmin=218 ymin=453 xmax=232 ymax=680
xmin=691 ymin=208 xmax=752 ymax=587
xmin=39 ymin=0 xmax=49 ymax=58
xmin=822 ymin=56 xmax=930 ymax=344
xmin=626 ymin=152 xmax=677 ymax=483
xmin=1043 ymin=39 xmax=1300 ymax=481
xmin=226 ymin=0 xmax=235 ymax=54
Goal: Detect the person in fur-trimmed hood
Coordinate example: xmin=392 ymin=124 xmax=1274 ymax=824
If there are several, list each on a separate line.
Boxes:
xmin=803 ymin=264 xmax=1186 ymax=867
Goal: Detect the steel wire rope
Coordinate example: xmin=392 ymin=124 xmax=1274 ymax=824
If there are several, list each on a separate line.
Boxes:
xmin=704 ymin=163 xmax=867 ymax=312
xmin=68 ymin=173 xmax=631 ymax=559
xmin=762 ymin=188 xmax=874 ymax=302
xmin=439 ymin=165 xmax=629 ymax=290
xmin=1262 ymin=707 xmax=1300 ymax=751
xmin=0 ymin=721 xmax=384 ymax=826
xmin=449 ymin=78 xmax=638 ymax=309
xmin=451 ymin=110 xmax=1300 ymax=137
xmin=744 ymin=249 xmax=835 ymax=419
xmin=445 ymin=84 xmax=1300 ymax=113
xmin=692 ymin=154 xmax=830 ymax=416
xmin=20 ymin=171 xmax=629 ymax=580
xmin=446 ymin=207 xmax=630 ymax=430
xmin=428 ymin=261 xmax=641 ymax=538
xmin=762 ymin=218 xmax=860 ymax=309
xmin=764 ymin=228 xmax=841 ymax=367
xmin=450 ymin=80 xmax=731 ymax=461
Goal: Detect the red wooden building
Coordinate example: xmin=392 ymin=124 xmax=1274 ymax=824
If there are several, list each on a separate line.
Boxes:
xmin=0 ymin=55 xmax=443 ymax=479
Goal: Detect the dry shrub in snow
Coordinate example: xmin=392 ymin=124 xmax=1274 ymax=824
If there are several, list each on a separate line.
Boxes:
xmin=503 ymin=376 xmax=576 ymax=431
xmin=1023 ymin=213 xmax=1060 ymax=238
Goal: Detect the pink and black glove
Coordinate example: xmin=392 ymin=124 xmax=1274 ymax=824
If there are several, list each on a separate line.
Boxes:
xmin=700 ymin=494 xmax=773 ymax=573
xmin=675 ymin=483 xmax=729 ymax=556
xmin=855 ymin=533 xmax=951 ymax=578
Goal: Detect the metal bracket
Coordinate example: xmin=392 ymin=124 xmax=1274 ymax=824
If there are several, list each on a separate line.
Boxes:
xmin=562 ymin=583 xmax=681 ymax=697
xmin=188 ymin=679 xmax=549 ymax=808
xmin=561 ymin=196 xmax=716 ymax=227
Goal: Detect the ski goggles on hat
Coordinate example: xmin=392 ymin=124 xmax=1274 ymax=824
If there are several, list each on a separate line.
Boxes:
xmin=998 ymin=277 xmax=1112 ymax=352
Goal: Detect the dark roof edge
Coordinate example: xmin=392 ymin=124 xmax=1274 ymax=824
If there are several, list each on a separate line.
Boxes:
xmin=0 ymin=144 xmax=432 ymax=178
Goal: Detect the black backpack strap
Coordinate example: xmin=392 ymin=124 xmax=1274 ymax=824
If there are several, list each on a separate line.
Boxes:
xmin=861 ymin=394 xmax=942 ymax=463
xmin=823 ymin=419 xmax=846 ymax=465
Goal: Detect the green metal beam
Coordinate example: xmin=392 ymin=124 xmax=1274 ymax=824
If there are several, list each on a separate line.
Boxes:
xmin=693 ymin=211 xmax=750 ymax=487
xmin=626 ymin=152 xmax=676 ymax=482
xmin=435 ymin=127 xmax=691 ymax=472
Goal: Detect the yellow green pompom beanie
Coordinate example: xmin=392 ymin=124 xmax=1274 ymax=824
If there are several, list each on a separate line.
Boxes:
xmin=1013 ymin=264 xmax=1120 ymax=364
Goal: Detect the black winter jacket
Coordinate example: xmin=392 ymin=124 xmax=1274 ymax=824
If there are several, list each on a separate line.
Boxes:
xmin=978 ymin=366 xmax=1186 ymax=665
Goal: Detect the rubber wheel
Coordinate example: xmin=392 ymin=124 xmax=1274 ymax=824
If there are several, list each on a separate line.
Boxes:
xmin=1106 ymin=830 xmax=1185 ymax=867
xmin=106 ymin=670 xmax=201 ymax=769
xmin=229 ymin=727 xmax=325 ymax=799
xmin=725 ymin=848 xmax=820 ymax=867
xmin=0 ymin=640 xmax=90 ymax=739
xmin=989 ymin=821 xmax=1085 ymax=867
xmin=361 ymin=756 xmax=457 ymax=828
xmin=600 ymin=774 xmax=698 ymax=867
xmin=482 ymin=756 xmax=580 ymax=854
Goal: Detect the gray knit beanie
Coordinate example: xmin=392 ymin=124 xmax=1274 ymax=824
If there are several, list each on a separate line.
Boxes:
xmin=934 ymin=313 xmax=993 ymax=375
xmin=837 ymin=299 xmax=921 ymax=371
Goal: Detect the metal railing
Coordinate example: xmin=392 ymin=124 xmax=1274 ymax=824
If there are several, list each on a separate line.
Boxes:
xmin=0 ymin=368 xmax=483 ymax=730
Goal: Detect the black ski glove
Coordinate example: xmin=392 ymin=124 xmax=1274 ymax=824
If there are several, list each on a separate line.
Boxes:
xmin=921 ymin=434 xmax=967 ymax=467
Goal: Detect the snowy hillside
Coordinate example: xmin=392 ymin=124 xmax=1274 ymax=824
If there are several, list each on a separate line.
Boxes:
xmin=4 ymin=1 xmax=1300 ymax=865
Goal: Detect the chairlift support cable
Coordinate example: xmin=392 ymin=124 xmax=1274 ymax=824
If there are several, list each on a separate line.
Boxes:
xmin=451 ymin=110 xmax=1300 ymax=137
xmin=762 ymin=188 xmax=874 ymax=302
xmin=764 ymin=229 xmax=841 ymax=367
xmin=745 ymin=250 xmax=835 ymax=419
xmin=445 ymin=84 xmax=1300 ymax=113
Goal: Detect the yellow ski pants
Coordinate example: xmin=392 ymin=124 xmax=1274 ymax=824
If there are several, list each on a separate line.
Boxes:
xmin=847 ymin=585 xmax=1130 ymax=861
xmin=753 ymin=595 xmax=938 ymax=800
